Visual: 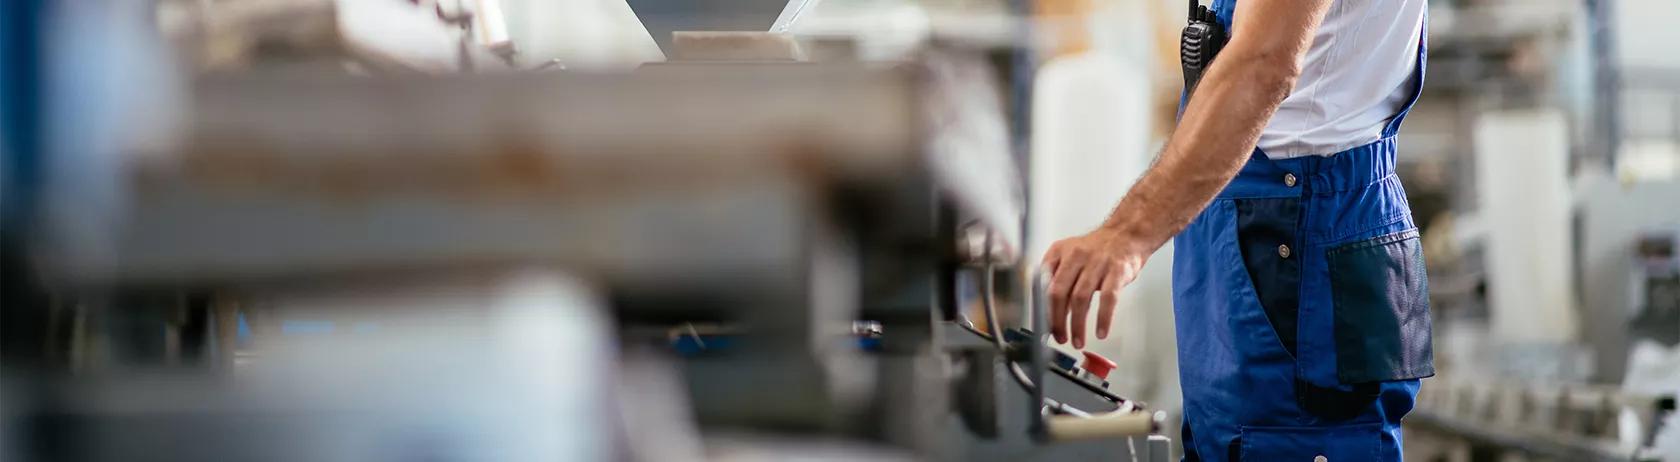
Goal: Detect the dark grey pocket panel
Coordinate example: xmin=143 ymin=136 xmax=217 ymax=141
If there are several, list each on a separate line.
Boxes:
xmin=1328 ymin=229 xmax=1434 ymax=383
xmin=1235 ymin=198 xmax=1302 ymax=357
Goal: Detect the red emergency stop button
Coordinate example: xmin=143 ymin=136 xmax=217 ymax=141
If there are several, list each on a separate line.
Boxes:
xmin=1080 ymin=351 xmax=1117 ymax=380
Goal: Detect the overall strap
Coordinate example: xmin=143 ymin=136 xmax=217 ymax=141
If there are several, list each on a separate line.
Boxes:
xmin=1381 ymin=9 xmax=1429 ymax=138
xmin=1212 ymin=0 xmax=1235 ymax=29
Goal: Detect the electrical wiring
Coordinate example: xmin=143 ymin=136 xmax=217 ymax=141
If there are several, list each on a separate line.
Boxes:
xmin=973 ymin=229 xmax=1046 ymax=400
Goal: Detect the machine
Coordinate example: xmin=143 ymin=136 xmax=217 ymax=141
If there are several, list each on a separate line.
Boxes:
xmin=0 ymin=1 xmax=1170 ymax=460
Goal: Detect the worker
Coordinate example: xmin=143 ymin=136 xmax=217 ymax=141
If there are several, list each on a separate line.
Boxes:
xmin=1038 ymin=0 xmax=1431 ymax=460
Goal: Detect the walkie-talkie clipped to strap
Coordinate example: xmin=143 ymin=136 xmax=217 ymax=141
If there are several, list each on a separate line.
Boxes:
xmin=1180 ymin=0 xmax=1229 ymax=97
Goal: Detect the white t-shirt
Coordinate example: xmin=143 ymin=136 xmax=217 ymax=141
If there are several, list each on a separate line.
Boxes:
xmin=1251 ymin=0 xmax=1427 ymax=158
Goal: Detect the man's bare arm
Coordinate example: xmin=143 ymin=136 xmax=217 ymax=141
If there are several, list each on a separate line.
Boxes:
xmin=1103 ymin=0 xmax=1333 ymax=248
xmin=1040 ymin=0 xmax=1336 ymax=348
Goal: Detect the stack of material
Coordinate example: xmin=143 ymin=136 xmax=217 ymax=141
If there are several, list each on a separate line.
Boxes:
xmin=671 ymin=31 xmax=807 ymax=61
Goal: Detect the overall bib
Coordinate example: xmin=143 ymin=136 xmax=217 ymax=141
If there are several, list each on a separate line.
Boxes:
xmin=1172 ymin=2 xmax=1433 ymax=461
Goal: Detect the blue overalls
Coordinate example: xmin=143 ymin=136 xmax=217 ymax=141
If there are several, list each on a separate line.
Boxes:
xmin=1171 ymin=2 xmax=1433 ymax=461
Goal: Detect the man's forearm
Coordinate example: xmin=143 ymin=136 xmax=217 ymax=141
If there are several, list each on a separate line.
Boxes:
xmin=1099 ymin=47 xmax=1304 ymax=252
xmin=1038 ymin=0 xmax=1333 ymax=347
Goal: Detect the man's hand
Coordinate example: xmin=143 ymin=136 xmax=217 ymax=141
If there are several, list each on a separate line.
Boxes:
xmin=1040 ymin=228 xmax=1150 ymax=349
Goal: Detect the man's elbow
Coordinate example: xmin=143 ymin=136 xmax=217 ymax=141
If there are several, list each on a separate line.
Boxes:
xmin=1223 ymin=49 xmax=1303 ymax=94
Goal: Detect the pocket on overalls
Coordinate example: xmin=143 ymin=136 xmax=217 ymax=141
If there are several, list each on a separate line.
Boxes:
xmin=1327 ymin=229 xmax=1435 ymax=384
xmin=1238 ymin=423 xmax=1382 ymax=461
xmin=1234 ymin=198 xmax=1302 ymax=357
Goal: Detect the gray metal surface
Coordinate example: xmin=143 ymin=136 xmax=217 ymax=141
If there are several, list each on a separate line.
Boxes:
xmin=36 ymin=63 xmax=1023 ymax=287
xmin=20 ymin=43 xmax=1036 ymax=459
xmin=127 ymin=67 xmax=906 ymax=288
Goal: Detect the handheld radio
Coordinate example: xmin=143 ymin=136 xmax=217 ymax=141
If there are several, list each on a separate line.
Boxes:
xmin=1179 ymin=0 xmax=1229 ymax=96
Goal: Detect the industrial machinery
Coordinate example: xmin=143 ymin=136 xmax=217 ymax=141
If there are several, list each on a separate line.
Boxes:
xmin=0 ymin=1 xmax=1169 ymax=460
xmin=1395 ymin=1 xmax=1679 ymax=459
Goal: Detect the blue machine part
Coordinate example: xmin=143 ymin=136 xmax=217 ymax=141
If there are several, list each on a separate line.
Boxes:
xmin=1051 ymin=349 xmax=1079 ymax=371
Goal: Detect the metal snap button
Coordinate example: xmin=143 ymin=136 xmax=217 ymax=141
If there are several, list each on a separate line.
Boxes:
xmin=1278 ymin=244 xmax=1292 ymax=259
xmin=1314 ymin=455 xmax=1327 ymax=462
xmin=1284 ymin=173 xmax=1298 ymax=187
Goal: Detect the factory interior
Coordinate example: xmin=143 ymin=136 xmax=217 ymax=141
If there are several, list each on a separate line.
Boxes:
xmin=0 ymin=0 xmax=1676 ymax=461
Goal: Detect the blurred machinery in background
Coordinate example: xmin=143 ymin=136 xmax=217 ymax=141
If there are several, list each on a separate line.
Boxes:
xmin=1397 ymin=0 xmax=1677 ymax=460
xmin=0 ymin=1 xmax=1171 ymax=461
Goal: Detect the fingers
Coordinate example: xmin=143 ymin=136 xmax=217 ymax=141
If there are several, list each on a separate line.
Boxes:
xmin=1048 ymin=259 xmax=1082 ymax=345
xmin=1095 ymin=283 xmax=1119 ymax=340
xmin=1068 ymin=262 xmax=1105 ymax=349
xmin=1098 ymin=265 xmax=1142 ymax=340
xmin=1040 ymin=243 xmax=1063 ymax=273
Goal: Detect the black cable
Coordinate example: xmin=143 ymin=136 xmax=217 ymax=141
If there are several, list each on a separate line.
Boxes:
xmin=976 ymin=230 xmax=1041 ymax=397
xmin=980 ymin=233 xmax=1006 ymax=352
xmin=984 ymin=262 xmax=1039 ymax=395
